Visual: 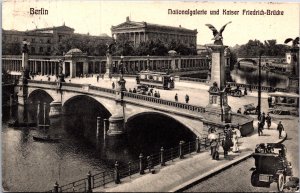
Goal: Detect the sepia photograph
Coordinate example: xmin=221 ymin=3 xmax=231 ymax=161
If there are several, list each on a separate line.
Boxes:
xmin=2 ymin=1 xmax=299 ymax=192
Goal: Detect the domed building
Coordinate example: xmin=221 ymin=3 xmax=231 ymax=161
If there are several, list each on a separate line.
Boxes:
xmin=63 ymin=48 xmax=88 ymax=78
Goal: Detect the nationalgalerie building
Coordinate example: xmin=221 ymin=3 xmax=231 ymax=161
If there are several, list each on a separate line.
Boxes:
xmin=111 ymin=17 xmax=197 ymax=48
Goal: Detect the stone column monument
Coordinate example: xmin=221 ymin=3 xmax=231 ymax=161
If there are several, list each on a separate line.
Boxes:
xmin=205 ymin=22 xmax=232 ymax=123
xmin=17 ymin=41 xmax=30 ymax=105
xmin=285 ymin=37 xmax=299 ymax=93
xmin=107 ymin=58 xmax=127 ymax=137
xmin=104 ymin=43 xmax=113 ymax=79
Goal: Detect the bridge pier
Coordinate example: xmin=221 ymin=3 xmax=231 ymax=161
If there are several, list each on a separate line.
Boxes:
xmin=49 ymin=101 xmax=62 ymax=117
xmin=107 ymin=113 xmax=125 ymax=136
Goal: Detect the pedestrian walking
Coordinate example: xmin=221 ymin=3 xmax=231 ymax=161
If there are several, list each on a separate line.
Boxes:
xmin=244 ymin=87 xmax=247 ymax=95
xmin=154 ymin=91 xmax=158 ymax=97
xmin=260 ymin=112 xmax=266 ymax=129
xmin=237 ymin=108 xmax=242 ymax=114
xmin=175 ymin=93 xmax=178 ymax=102
xmin=249 ymin=85 xmax=252 ymax=93
xmin=97 ymin=74 xmax=99 ymax=82
xmin=222 ymin=134 xmax=232 ymax=158
xmin=112 ymin=82 xmax=115 ymax=89
xmin=185 ymin=94 xmax=189 ymax=103
xmin=268 ymin=96 xmax=272 ymax=108
xmin=266 ymin=113 xmax=272 ymax=129
xmin=232 ymin=127 xmax=240 ymax=153
xmin=277 ymin=121 xmax=284 ymax=139
xmin=208 ymin=128 xmax=219 ymax=160
xmin=258 ymin=121 xmax=263 ymax=136
xmin=157 ymin=91 xmax=160 ymax=98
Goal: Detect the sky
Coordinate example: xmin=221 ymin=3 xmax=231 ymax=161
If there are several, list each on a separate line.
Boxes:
xmin=2 ymin=1 xmax=300 ymax=46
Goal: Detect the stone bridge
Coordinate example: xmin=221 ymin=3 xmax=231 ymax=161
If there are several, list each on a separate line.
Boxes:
xmin=16 ymin=80 xmax=253 ymax=139
xmin=23 ymin=80 xmax=208 ymax=137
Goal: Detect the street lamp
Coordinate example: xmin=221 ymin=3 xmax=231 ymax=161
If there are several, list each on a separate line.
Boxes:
xmin=257 ymin=50 xmax=263 ymax=119
xmin=120 ymin=55 xmax=124 ymax=78
xmin=146 ymin=55 xmax=150 ymax=71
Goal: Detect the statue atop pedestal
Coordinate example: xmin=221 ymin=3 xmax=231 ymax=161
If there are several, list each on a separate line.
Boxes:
xmin=17 ymin=41 xmax=30 ymax=105
xmin=58 ymin=59 xmax=65 ymax=83
xmin=19 ymin=42 xmax=31 ymax=84
xmin=104 ymin=42 xmax=114 ymax=79
xmin=204 ymin=22 xmax=232 ymax=123
xmin=205 ymin=21 xmax=232 ymax=45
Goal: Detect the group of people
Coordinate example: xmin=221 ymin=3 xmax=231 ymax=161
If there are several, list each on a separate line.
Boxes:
xmin=209 ymin=124 xmax=241 ymax=160
xmin=174 ymin=93 xmax=190 ymax=103
xmin=257 ymin=112 xmax=272 ymax=136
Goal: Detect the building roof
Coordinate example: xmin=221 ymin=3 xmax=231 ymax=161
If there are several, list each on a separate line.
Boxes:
xmin=65 ymin=48 xmax=83 ymax=55
xmin=27 ymin=25 xmax=74 ymax=33
xmin=111 ymin=17 xmax=197 ymax=33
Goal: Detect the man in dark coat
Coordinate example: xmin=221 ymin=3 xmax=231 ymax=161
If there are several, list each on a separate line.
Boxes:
xmin=277 ymin=121 xmax=284 ymax=139
xmin=266 ymin=113 xmax=272 ymax=129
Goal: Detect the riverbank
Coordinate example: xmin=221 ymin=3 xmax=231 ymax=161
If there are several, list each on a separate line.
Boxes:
xmin=92 ymin=121 xmax=286 ymax=192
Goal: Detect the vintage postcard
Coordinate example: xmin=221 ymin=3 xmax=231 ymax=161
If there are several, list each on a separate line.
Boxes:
xmin=2 ymin=1 xmax=299 ymax=192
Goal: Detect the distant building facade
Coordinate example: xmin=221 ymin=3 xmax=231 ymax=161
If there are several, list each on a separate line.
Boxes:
xmin=111 ymin=17 xmax=197 ymax=48
xmin=2 ymin=24 xmax=112 ymax=56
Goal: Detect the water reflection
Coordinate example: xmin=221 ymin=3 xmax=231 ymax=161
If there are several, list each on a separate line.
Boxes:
xmin=231 ymin=67 xmax=288 ymax=88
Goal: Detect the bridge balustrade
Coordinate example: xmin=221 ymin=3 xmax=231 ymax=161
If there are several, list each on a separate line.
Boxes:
xmin=179 ymin=77 xmax=209 ymax=83
xmin=123 ymin=92 xmax=205 ymax=113
xmin=226 ymin=82 xmax=286 ymax=92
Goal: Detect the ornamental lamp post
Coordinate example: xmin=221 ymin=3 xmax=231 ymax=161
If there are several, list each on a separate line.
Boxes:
xmin=257 ymin=50 xmax=263 ymax=119
xmin=251 ymin=42 xmax=264 ymax=119
xmin=147 ymin=55 xmax=150 ymax=71
xmin=120 ymin=55 xmax=124 ymax=78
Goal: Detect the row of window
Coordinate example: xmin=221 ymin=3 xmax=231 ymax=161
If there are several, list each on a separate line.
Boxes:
xmin=3 ymin=35 xmax=52 ymax=44
xmin=30 ymin=38 xmax=51 ymax=44
xmin=30 ymin=46 xmax=51 ymax=54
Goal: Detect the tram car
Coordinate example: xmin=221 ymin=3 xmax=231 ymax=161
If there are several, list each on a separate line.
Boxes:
xmin=137 ymin=70 xmax=175 ymax=90
xmin=268 ymin=92 xmax=299 ymax=116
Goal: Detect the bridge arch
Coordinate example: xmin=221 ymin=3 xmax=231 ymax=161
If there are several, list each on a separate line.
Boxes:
xmin=62 ymin=95 xmax=112 ymax=137
xmin=27 ymin=89 xmax=55 ymax=104
xmin=237 ymin=58 xmax=257 ymax=65
xmin=125 ymin=111 xmax=197 ymax=154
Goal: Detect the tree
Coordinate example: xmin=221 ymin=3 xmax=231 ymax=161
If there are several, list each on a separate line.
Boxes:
xmin=236 ymin=39 xmax=288 ymax=57
xmin=114 ymin=34 xmax=135 ymax=56
xmin=56 ymin=36 xmax=109 ymax=56
xmin=2 ymin=41 xmax=21 ymax=55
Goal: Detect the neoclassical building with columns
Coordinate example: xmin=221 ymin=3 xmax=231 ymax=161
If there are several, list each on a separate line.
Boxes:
xmin=111 ymin=17 xmax=197 ymax=48
xmin=2 ymin=48 xmax=210 ymax=78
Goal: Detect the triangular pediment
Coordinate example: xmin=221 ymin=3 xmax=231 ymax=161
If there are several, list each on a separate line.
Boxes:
xmin=112 ymin=21 xmax=145 ymax=30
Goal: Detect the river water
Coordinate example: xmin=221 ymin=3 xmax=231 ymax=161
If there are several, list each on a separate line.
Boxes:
xmin=2 ymin=103 xmax=195 ymax=192
xmin=230 ymin=66 xmax=288 ymax=88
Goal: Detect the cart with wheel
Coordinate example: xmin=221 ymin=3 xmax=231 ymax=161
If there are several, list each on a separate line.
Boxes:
xmin=229 ymin=86 xmax=243 ymax=97
xmin=243 ymin=103 xmax=256 ymax=115
xmin=250 ymin=143 xmax=293 ymax=191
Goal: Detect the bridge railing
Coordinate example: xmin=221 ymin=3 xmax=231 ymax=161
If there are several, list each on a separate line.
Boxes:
xmin=179 ymin=77 xmax=209 ymax=83
xmin=226 ymin=82 xmax=287 ymax=92
xmin=46 ymin=134 xmax=226 ymax=192
xmin=123 ymin=92 xmax=206 ymax=113
xmin=27 ymin=80 xmax=116 ymax=95
xmin=27 ymin=79 xmax=57 ymax=85
xmin=89 ymin=85 xmax=116 ymax=94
